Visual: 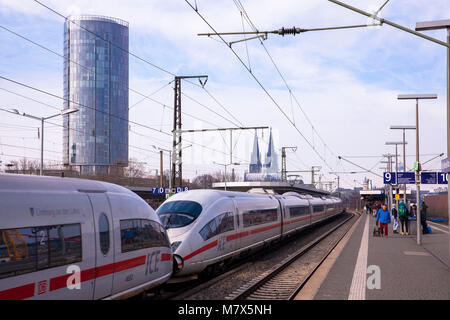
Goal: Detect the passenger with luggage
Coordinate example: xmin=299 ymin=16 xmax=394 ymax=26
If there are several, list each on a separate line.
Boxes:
xmin=398 ymin=202 xmax=410 ymax=236
xmin=420 ymin=201 xmax=429 ymax=234
xmin=391 ymin=205 xmax=399 ymax=234
xmin=376 ymin=203 xmax=391 ymax=237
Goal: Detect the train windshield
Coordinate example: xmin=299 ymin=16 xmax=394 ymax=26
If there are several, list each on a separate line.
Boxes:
xmin=157 ymin=200 xmax=203 ymax=229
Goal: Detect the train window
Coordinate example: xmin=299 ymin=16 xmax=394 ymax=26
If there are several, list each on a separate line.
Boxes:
xmin=121 ymin=219 xmax=170 ymax=253
xmin=120 ymin=220 xmax=141 ymax=252
xmin=49 ymin=224 xmax=82 ymax=267
xmin=157 ymin=201 xmax=203 ymax=229
xmin=313 ymin=205 xmax=325 ymax=213
xmin=242 ymin=208 xmax=278 ymax=228
xmin=0 ymin=224 xmax=81 ymax=280
xmin=0 ymin=228 xmax=36 ymax=279
xmin=99 ymin=213 xmax=110 ymax=255
xmin=141 ymin=220 xmax=170 ymax=248
xmin=199 ymin=212 xmax=235 ymax=241
xmin=289 ymin=206 xmax=310 ymax=217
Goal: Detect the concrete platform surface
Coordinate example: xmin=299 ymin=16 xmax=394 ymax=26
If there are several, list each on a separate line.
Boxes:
xmin=313 ymin=213 xmax=450 ymax=300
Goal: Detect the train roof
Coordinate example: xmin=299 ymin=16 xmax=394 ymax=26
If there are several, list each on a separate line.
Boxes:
xmin=0 ymin=173 xmax=134 ymax=195
xmin=160 ymin=189 xmax=277 ymax=210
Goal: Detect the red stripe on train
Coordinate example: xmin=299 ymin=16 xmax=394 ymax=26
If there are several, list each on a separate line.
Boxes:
xmin=183 ymin=240 xmax=218 ymax=261
xmin=160 ymin=253 xmax=172 ymax=262
xmin=226 ymin=231 xmax=249 ymax=241
xmin=250 ymin=223 xmax=281 ymax=235
xmin=0 ymin=283 xmax=35 ymax=300
xmin=50 ymin=256 xmax=146 ymax=291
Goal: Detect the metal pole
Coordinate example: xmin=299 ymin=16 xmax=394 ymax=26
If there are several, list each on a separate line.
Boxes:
xmin=224 ymin=164 xmax=227 ymax=191
xmin=416 ymin=99 xmax=422 ymax=245
xmin=395 ymin=144 xmax=399 ymax=209
xmin=40 ymin=118 xmax=44 ymax=176
xmin=389 ymin=155 xmax=393 ymax=213
xmin=169 ymin=150 xmax=172 ymax=192
xmin=230 ymin=130 xmax=232 ymax=165
xmin=447 ymin=28 xmax=450 ymax=261
xmin=160 ymin=150 xmax=163 ymax=188
xmin=403 ymin=129 xmax=407 ymax=205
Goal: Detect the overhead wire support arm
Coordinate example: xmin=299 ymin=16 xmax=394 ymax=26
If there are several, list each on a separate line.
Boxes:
xmin=328 ymin=0 xmax=450 ymax=48
xmin=197 ymin=23 xmax=382 ymax=45
xmin=338 ymin=155 xmax=383 ymax=178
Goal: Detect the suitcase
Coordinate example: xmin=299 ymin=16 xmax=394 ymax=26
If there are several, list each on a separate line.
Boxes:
xmin=373 ymin=227 xmax=381 ymax=237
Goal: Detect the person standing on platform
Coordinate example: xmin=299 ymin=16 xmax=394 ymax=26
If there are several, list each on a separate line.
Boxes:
xmin=392 ymin=205 xmax=399 ymax=234
xmin=398 ymin=202 xmax=410 ymax=236
xmin=376 ymin=203 xmax=391 ymax=237
xmin=372 ymin=203 xmax=377 ymax=216
xmin=420 ymin=201 xmax=429 ymax=234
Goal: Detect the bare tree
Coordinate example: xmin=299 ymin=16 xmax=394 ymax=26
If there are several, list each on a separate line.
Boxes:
xmin=124 ymin=158 xmax=147 ymax=178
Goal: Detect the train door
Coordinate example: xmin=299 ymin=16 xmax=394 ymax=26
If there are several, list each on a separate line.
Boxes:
xmin=87 ymin=192 xmax=114 ymax=300
xmin=230 ymin=198 xmax=242 ymax=253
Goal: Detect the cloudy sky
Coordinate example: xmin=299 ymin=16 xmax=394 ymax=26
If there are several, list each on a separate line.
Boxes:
xmin=0 ymin=0 xmax=448 ymax=190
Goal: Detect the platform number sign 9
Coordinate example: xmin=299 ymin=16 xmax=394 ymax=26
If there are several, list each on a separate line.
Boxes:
xmin=383 ymin=172 xmax=396 ymax=185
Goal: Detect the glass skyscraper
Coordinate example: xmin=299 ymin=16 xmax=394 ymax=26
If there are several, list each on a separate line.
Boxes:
xmin=63 ymin=15 xmax=129 ymax=175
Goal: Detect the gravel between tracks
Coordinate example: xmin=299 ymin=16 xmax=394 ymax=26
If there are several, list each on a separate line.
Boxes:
xmin=181 ymin=212 xmax=356 ymax=300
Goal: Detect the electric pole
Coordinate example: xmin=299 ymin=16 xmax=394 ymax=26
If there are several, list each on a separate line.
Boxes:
xmin=281 ymin=146 xmax=297 ymax=182
xmin=172 ymin=75 xmax=208 ymax=189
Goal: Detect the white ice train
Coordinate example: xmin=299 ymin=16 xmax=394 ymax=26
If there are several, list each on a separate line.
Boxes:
xmin=0 ymin=174 xmax=172 ymax=300
xmin=156 ymin=189 xmax=344 ymax=277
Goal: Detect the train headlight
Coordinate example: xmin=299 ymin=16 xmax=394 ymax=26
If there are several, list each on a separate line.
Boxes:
xmin=171 ymin=241 xmax=182 ymax=252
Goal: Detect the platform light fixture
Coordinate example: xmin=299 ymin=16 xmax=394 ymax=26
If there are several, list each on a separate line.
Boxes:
xmin=397 ymin=94 xmax=437 ymax=245
xmin=8 ymin=107 xmax=78 ymax=176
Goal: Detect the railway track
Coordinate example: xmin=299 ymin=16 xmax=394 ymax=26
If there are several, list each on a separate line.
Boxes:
xmin=225 ymin=213 xmax=356 ymax=300
xmin=144 ymin=212 xmax=356 ymax=300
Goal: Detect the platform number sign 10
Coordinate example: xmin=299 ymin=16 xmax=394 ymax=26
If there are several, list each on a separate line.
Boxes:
xmin=438 ymin=172 xmax=448 ymax=184
xmin=383 ymin=172 xmax=396 ymax=185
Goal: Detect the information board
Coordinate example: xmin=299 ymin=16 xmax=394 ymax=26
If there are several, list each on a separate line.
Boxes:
xmin=152 ymin=186 xmax=189 ymax=194
xmin=397 ymin=172 xmax=416 ymax=184
xmin=421 ymin=172 xmax=437 ymax=184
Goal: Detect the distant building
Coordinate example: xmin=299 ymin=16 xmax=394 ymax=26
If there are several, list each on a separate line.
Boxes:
xmin=63 ymin=15 xmax=129 ymax=175
xmin=245 ymin=128 xmax=280 ymax=181
xmin=263 ymin=128 xmax=279 ymax=175
xmin=249 ymin=130 xmax=262 ymax=173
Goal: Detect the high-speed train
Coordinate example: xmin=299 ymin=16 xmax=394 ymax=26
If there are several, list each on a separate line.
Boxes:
xmin=0 ymin=174 xmax=172 ymax=300
xmin=156 ymin=189 xmax=344 ymax=277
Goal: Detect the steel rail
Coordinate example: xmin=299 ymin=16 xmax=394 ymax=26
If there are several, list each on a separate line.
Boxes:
xmin=229 ymin=213 xmax=355 ymax=300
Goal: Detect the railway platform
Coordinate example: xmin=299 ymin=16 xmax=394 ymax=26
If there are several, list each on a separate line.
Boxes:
xmin=295 ymin=212 xmax=450 ymax=300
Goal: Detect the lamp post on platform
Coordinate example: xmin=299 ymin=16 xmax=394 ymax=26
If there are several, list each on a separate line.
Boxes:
xmin=415 ymin=17 xmax=450 ymax=266
xmin=8 ymin=108 xmax=78 ymax=176
xmin=398 ymin=94 xmax=437 ymax=245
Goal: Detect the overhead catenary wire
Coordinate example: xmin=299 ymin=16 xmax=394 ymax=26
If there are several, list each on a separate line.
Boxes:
xmin=186 ymin=1 xmax=338 ymax=177
xmin=232 ymin=0 xmax=339 ymax=161
xmin=0 ymin=25 xmax=234 ymax=130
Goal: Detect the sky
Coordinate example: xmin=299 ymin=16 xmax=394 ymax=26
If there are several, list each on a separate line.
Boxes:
xmin=0 ymin=0 xmax=448 ymax=191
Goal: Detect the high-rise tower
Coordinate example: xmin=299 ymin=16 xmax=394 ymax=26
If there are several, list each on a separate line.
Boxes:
xmin=63 ymin=15 xmax=129 ymax=175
